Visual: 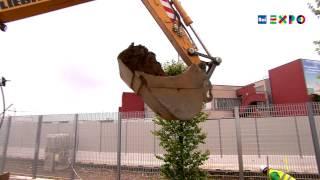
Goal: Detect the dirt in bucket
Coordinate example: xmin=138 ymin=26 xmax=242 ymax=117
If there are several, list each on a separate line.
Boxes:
xmin=118 ymin=43 xmax=166 ymax=76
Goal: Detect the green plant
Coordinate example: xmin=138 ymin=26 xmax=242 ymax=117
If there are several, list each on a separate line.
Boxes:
xmin=153 ymin=60 xmax=209 ymax=180
xmin=308 ymin=1 xmax=320 ymax=55
xmin=309 ymin=0 xmax=320 ymax=15
xmin=314 ymin=41 xmax=320 ymax=55
xmin=163 ymin=60 xmax=187 ymax=76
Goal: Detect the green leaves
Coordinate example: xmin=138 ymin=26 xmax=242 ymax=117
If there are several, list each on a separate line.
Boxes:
xmin=309 ymin=1 xmax=320 ymax=55
xmin=314 ymin=41 xmax=320 ymax=55
xmin=163 ymin=60 xmax=187 ymax=76
xmin=153 ymin=112 xmax=209 ymax=180
xmin=152 ymin=60 xmax=210 ymax=179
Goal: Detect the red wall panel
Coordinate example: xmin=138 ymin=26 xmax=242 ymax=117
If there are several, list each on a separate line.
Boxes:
xmin=119 ymin=92 xmax=144 ymax=112
xmin=269 ymin=59 xmax=309 ymax=104
xmin=119 ymin=92 xmax=145 ymax=119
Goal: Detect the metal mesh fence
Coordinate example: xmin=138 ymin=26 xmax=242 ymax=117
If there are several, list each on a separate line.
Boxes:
xmin=239 ymin=103 xmax=309 ymax=118
xmin=0 ymin=117 xmax=9 ymax=174
xmin=239 ymin=117 xmax=316 ymax=175
xmin=36 ymin=114 xmax=75 ymax=179
xmin=74 ymin=112 xmax=119 ymax=180
xmin=239 ymin=103 xmax=320 ymax=179
xmin=202 ymin=118 xmax=239 ymax=172
xmin=0 ymin=103 xmax=319 ymax=179
xmin=4 ymin=116 xmax=38 ymax=176
xmin=119 ymin=113 xmax=160 ymax=179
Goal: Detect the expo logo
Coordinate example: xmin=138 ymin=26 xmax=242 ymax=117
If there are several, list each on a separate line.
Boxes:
xmin=258 ymin=15 xmax=306 ymax=24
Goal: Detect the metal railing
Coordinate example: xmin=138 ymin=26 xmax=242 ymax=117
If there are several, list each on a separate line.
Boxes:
xmin=0 ymin=103 xmax=319 ymax=179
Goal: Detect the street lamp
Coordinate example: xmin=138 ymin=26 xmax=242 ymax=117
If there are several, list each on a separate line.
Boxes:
xmin=0 ymin=77 xmax=8 ymax=87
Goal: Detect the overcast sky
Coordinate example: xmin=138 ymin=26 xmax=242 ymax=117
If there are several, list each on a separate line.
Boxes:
xmin=0 ymin=0 xmax=319 ymax=115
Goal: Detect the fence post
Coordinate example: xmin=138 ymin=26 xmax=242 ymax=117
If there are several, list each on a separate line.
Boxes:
xmin=234 ymin=107 xmax=244 ymax=180
xmin=70 ymin=114 xmax=79 ymax=180
xmin=32 ymin=115 xmax=43 ymax=179
xmin=254 ymin=118 xmax=261 ymax=158
xmin=0 ymin=116 xmax=11 ymax=174
xmin=218 ymin=119 xmax=223 ymax=158
xmin=99 ymin=121 xmax=102 ymax=152
xmin=307 ymin=102 xmax=320 ymax=175
xmin=293 ymin=116 xmax=303 ymax=158
xmin=117 ymin=112 xmax=122 ymax=180
xmin=153 ymin=121 xmax=156 ymax=155
xmin=125 ymin=120 xmax=128 ymax=154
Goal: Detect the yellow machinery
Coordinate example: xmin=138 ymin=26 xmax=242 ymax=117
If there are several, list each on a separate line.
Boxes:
xmin=0 ymin=0 xmax=221 ymax=120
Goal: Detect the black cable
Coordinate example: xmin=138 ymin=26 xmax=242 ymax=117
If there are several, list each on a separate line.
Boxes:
xmin=168 ymin=1 xmax=198 ymax=50
xmin=0 ymin=86 xmax=5 ymax=129
xmin=0 ymin=104 xmax=13 ymax=116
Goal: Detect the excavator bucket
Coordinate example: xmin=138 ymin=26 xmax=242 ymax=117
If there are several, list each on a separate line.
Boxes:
xmin=118 ymin=45 xmax=212 ymax=120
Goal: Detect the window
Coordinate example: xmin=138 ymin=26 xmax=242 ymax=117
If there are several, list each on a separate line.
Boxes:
xmin=255 ymin=85 xmax=265 ymax=92
xmin=204 ymin=102 xmax=212 ymax=110
xmin=214 ymin=98 xmax=241 ymax=111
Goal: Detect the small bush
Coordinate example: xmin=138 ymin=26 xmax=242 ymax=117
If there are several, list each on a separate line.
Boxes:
xmin=163 ymin=60 xmax=187 ymax=76
xmin=153 ymin=60 xmax=209 ymax=180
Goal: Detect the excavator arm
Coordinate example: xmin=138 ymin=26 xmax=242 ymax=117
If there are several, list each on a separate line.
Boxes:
xmin=0 ymin=0 xmax=221 ymax=120
xmin=0 ymin=0 xmax=202 ymax=65
xmin=119 ymin=0 xmax=221 ymax=120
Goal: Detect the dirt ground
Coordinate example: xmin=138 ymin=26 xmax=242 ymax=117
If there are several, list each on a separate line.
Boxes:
xmin=118 ymin=43 xmax=165 ymax=76
xmin=76 ymin=168 xmax=159 ymax=180
xmin=4 ymin=158 xmax=320 ymax=180
xmin=5 ymin=158 xmax=159 ymax=180
xmin=4 ymin=158 xmax=244 ymax=180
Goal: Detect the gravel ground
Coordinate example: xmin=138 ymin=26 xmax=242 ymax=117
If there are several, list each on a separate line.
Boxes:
xmin=5 ymin=158 xmax=159 ymax=180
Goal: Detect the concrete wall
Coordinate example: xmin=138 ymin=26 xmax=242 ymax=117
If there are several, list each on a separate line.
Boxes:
xmin=1 ymin=115 xmax=318 ymax=157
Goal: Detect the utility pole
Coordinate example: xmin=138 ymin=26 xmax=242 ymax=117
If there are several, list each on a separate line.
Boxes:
xmin=0 ymin=77 xmax=10 ymax=129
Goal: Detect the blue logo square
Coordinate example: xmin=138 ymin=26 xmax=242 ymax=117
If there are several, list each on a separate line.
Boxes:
xmin=258 ymin=15 xmax=267 ymax=24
